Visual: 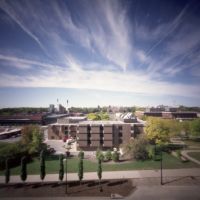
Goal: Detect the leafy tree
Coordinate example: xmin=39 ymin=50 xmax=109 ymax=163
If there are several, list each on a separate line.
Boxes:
xmin=123 ymin=136 xmax=148 ymax=160
xmin=180 ymin=121 xmax=191 ymax=137
xmin=78 ymin=158 xmax=83 ymax=184
xmin=112 ymin=151 xmax=119 ymax=162
xmin=5 ymin=159 xmax=10 ymax=184
xmin=40 ymin=150 xmax=46 ymax=181
xmin=147 ymin=145 xmax=155 ymax=160
xmin=145 ymin=118 xmax=171 ymax=144
xmin=20 ymin=156 xmax=27 ymax=182
xmin=190 ymin=119 xmax=200 ymax=137
xmin=21 ymin=125 xmax=44 ymax=154
xmin=78 ymin=151 xmax=84 ymax=159
xmin=97 ymin=158 xmax=102 ymax=188
xmin=105 ymin=150 xmax=112 ymax=161
xmin=87 ymin=112 xmax=110 ymax=120
xmin=59 ymin=154 xmax=64 ymax=181
xmin=29 ymin=128 xmax=44 ymax=154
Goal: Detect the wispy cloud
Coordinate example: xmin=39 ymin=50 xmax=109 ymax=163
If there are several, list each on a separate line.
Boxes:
xmin=0 ymin=0 xmax=200 ymax=102
xmin=0 ymin=54 xmax=199 ymax=98
xmin=0 ymin=0 xmax=132 ymax=71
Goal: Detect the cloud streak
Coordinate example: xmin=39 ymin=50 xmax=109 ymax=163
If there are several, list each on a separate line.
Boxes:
xmin=0 ymin=0 xmax=200 ymax=104
xmin=0 ymin=54 xmax=199 ymax=98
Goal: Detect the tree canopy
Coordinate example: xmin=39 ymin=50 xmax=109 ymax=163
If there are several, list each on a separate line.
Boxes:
xmin=190 ymin=119 xmax=200 ymax=137
xmin=87 ymin=112 xmax=109 ymax=120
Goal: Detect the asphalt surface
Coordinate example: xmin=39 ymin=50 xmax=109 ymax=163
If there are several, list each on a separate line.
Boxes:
xmin=0 ymin=186 xmax=200 ymax=200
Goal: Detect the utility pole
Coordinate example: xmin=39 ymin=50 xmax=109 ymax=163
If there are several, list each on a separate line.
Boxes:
xmin=65 ymin=154 xmax=68 ymax=194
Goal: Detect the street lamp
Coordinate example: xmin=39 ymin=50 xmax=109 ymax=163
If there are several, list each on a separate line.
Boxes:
xmin=65 ymin=152 xmax=68 ymax=194
xmin=160 ymin=149 xmax=163 ymax=185
xmin=155 ymin=144 xmax=163 ymax=185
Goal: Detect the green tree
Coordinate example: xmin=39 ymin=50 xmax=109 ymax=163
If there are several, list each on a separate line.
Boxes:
xmin=5 ymin=159 xmax=10 ymax=184
xmin=78 ymin=158 xmax=83 ymax=184
xmin=96 ymin=149 xmax=104 ymax=161
xmin=97 ymin=158 xmax=102 ymax=188
xmin=20 ymin=156 xmax=27 ymax=182
xmin=145 ymin=118 xmax=171 ymax=144
xmin=29 ymin=128 xmax=43 ymax=154
xmin=123 ymin=136 xmax=148 ymax=160
xmin=21 ymin=125 xmax=44 ymax=154
xmin=180 ymin=121 xmax=191 ymax=137
xmin=105 ymin=150 xmax=112 ymax=161
xmin=190 ymin=119 xmax=200 ymax=137
xmin=59 ymin=154 xmax=64 ymax=181
xmin=40 ymin=150 xmax=46 ymax=181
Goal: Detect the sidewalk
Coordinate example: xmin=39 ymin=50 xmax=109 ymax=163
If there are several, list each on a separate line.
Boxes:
xmin=0 ymin=168 xmax=200 ymax=183
xmin=181 ymin=150 xmax=200 ymax=165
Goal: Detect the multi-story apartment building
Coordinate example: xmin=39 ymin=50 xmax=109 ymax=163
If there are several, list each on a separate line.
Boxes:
xmin=48 ymin=121 xmax=144 ymax=150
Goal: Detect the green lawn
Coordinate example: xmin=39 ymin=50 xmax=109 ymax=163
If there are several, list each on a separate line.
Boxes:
xmin=0 ymin=142 xmax=10 ymax=149
xmin=184 ymin=140 xmax=200 ymax=147
xmin=188 ymin=152 xmax=200 ymax=161
xmin=0 ymin=153 xmax=198 ymax=175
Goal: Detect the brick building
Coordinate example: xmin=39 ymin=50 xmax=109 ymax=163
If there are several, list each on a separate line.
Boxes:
xmin=48 ymin=121 xmax=144 ymax=150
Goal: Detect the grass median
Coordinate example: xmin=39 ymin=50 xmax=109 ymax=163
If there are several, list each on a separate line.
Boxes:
xmin=0 ymin=152 xmax=198 ymax=176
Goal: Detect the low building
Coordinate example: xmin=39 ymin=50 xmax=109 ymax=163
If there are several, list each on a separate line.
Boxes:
xmin=48 ymin=120 xmax=144 ymax=150
xmin=0 ymin=127 xmax=21 ymax=139
xmin=0 ymin=114 xmax=45 ymax=126
xmin=135 ymin=111 xmax=197 ymax=120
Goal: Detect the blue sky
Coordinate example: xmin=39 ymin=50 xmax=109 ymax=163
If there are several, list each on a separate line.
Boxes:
xmin=0 ymin=0 xmax=200 ymax=107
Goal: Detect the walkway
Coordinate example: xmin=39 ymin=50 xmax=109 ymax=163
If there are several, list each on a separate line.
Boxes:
xmin=181 ymin=150 xmax=200 ymax=165
xmin=0 ymin=168 xmax=199 ymax=183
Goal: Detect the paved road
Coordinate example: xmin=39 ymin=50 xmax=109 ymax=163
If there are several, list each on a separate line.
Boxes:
xmin=127 ymin=186 xmax=200 ymax=200
xmin=1 ymin=186 xmax=200 ymax=200
xmin=0 ymin=168 xmax=199 ymax=183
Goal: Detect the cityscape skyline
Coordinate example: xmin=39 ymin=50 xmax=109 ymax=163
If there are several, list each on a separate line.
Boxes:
xmin=0 ymin=0 xmax=200 ymax=107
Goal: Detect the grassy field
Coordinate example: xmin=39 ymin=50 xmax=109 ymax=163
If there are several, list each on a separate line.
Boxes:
xmin=0 ymin=152 xmax=198 ymax=175
xmin=184 ymin=140 xmax=200 ymax=147
xmin=188 ymin=152 xmax=200 ymax=161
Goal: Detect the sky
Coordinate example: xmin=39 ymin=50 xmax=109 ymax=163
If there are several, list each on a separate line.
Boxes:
xmin=0 ymin=0 xmax=200 ymax=108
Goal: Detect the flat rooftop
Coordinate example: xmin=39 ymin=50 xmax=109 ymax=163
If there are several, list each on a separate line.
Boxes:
xmin=79 ymin=120 xmax=124 ymax=125
xmin=51 ymin=120 xmax=144 ymax=126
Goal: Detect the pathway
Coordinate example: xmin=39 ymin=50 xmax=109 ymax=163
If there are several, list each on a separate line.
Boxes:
xmin=181 ymin=150 xmax=200 ymax=165
xmin=0 ymin=168 xmax=199 ymax=183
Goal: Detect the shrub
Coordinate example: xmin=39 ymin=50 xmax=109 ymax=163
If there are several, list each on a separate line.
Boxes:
xmin=97 ymin=158 xmax=102 ymax=181
xmin=20 ymin=156 xmax=27 ymax=182
xmin=40 ymin=150 xmax=46 ymax=181
xmin=5 ymin=159 xmax=10 ymax=184
xmin=112 ymin=151 xmax=119 ymax=162
xmin=147 ymin=146 xmax=155 ymax=160
xmin=98 ymin=153 xmax=104 ymax=162
xmin=105 ymin=150 xmax=112 ymax=161
xmin=78 ymin=158 xmax=83 ymax=184
xmin=96 ymin=149 xmax=104 ymax=161
xmin=59 ymin=154 xmax=64 ymax=181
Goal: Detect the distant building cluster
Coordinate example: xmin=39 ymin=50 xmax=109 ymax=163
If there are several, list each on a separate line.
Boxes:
xmin=48 ymin=103 xmax=67 ymax=114
xmin=135 ymin=106 xmax=198 ymax=120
